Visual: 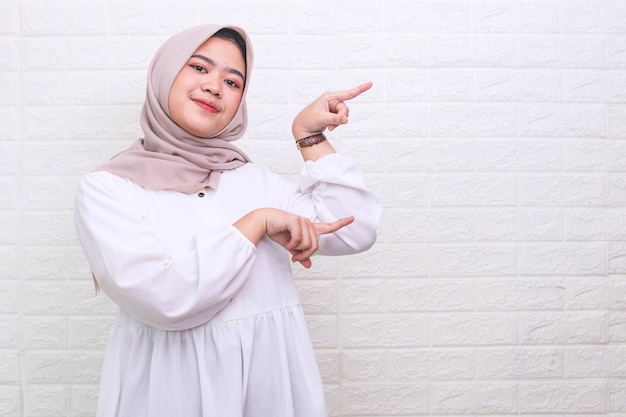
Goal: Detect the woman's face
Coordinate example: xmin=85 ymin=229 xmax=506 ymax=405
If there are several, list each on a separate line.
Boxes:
xmin=168 ymin=36 xmax=246 ymax=138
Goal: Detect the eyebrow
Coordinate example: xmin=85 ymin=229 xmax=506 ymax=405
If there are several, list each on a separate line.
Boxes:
xmin=190 ymin=54 xmax=245 ymax=82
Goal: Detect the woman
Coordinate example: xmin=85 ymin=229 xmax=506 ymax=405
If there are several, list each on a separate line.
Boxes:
xmin=74 ymin=24 xmax=380 ymax=417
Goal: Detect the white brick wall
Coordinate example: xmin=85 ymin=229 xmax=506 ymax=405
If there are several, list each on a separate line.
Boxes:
xmin=2 ymin=0 xmax=626 ymax=415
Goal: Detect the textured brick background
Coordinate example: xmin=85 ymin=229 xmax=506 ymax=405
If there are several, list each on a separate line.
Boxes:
xmin=2 ymin=0 xmax=626 ymax=415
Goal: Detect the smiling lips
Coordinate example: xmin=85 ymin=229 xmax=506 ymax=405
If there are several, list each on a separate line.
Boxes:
xmin=192 ymin=98 xmax=219 ymax=113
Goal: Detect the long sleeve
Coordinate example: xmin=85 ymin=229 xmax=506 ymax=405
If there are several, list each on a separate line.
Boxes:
xmin=289 ymin=153 xmax=382 ymax=256
xmin=73 ymin=172 xmax=257 ymax=331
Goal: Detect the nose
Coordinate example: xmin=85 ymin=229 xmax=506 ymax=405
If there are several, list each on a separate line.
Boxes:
xmin=202 ymin=76 xmax=221 ymax=98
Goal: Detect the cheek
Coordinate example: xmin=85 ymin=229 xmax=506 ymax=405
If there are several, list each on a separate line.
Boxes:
xmin=228 ymin=94 xmax=244 ymax=116
xmin=167 ymin=69 xmax=190 ymax=110
xmin=166 ymin=91 xmax=178 ymax=119
xmin=167 ymin=85 xmax=188 ymax=126
xmin=167 ymin=84 xmax=180 ymax=113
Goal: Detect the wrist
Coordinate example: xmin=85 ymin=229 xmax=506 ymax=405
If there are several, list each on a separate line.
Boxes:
xmin=292 ymin=129 xmax=312 ymax=141
xmin=295 ymin=133 xmax=327 ymax=150
xmin=233 ymin=208 xmax=269 ymax=245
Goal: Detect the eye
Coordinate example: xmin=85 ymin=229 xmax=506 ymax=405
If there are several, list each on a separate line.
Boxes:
xmin=225 ymin=79 xmax=241 ymax=89
xmin=190 ymin=64 xmax=207 ymax=73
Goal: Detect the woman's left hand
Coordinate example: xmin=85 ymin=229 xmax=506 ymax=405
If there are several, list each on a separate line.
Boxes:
xmin=292 ymin=81 xmax=373 ymax=140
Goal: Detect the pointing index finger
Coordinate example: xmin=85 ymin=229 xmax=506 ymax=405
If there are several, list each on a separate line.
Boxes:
xmin=330 ymin=81 xmax=373 ymax=102
xmin=313 ymin=216 xmax=355 ymax=236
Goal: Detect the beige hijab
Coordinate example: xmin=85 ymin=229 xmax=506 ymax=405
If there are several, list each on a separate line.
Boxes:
xmin=96 ymin=24 xmax=253 ymax=193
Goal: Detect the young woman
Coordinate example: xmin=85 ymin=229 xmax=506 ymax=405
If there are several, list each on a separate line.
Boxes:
xmin=74 ymin=24 xmax=381 ymax=417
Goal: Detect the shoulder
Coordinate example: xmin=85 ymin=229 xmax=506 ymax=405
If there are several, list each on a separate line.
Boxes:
xmin=76 ymin=171 xmax=148 ymax=204
xmin=80 ymin=170 xmax=119 ymax=184
xmin=79 ymin=170 xmax=134 ymax=191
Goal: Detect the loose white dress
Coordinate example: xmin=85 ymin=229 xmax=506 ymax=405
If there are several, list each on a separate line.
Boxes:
xmin=74 ymin=153 xmax=381 ymax=417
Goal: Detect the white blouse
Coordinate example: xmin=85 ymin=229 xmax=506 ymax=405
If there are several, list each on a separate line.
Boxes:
xmin=74 ymin=153 xmax=381 ymax=417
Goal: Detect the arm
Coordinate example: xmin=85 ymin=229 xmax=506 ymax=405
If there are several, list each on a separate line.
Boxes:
xmin=293 ymin=155 xmax=381 ymax=256
xmin=286 ymin=82 xmax=381 ymax=255
xmin=233 ymin=207 xmax=354 ymax=269
xmin=74 ymin=173 xmax=256 ymax=331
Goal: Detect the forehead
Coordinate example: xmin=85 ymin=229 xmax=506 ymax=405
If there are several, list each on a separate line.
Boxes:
xmin=192 ymin=37 xmax=245 ymax=69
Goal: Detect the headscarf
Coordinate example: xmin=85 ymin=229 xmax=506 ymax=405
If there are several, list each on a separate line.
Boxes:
xmin=95 ymin=24 xmax=253 ymax=193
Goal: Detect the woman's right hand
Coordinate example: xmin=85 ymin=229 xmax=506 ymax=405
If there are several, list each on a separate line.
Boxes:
xmin=234 ymin=208 xmax=354 ymax=268
xmin=291 ymin=81 xmax=373 ymax=140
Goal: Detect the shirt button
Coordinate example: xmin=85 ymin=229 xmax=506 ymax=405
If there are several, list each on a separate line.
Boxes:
xmin=198 ymin=192 xmax=205 ymax=198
